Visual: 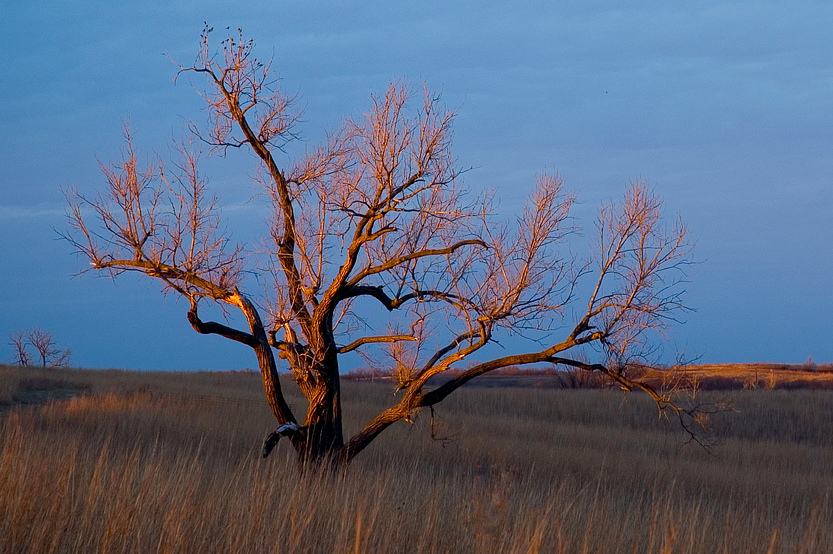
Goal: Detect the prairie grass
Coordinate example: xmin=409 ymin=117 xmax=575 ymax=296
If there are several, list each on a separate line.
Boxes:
xmin=0 ymin=366 xmax=19 ymax=405
xmin=1 ymin=366 xmax=832 ymax=552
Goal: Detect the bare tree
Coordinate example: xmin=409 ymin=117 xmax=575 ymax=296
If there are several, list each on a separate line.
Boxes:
xmin=27 ymin=328 xmax=72 ymax=368
xmin=9 ymin=330 xmax=32 ymax=366
xmin=65 ymin=27 xmax=693 ymax=467
xmin=8 ymin=328 xmax=72 ymax=368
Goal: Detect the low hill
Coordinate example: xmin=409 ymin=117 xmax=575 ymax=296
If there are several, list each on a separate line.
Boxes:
xmin=641 ymin=362 xmax=833 ymax=390
xmin=344 ymin=362 xmax=833 ymax=390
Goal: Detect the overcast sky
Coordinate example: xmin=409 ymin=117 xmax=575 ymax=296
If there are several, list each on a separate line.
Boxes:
xmin=2 ymin=1 xmax=831 ymax=370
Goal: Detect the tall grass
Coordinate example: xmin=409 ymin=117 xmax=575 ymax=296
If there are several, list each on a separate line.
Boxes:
xmin=1 ymin=367 xmax=832 ymax=552
xmin=0 ymin=367 xmax=19 ymax=405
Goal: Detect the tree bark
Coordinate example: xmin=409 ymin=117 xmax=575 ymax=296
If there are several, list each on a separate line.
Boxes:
xmin=294 ymin=346 xmax=344 ymax=464
xmin=232 ymin=292 xmax=297 ymax=429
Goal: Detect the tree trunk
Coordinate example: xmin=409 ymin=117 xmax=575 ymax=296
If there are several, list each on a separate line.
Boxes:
xmin=235 ymin=292 xmax=350 ymax=467
xmin=299 ymin=353 xmax=344 ymax=465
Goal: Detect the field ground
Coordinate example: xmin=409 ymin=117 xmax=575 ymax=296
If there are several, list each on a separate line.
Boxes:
xmin=345 ymin=362 xmax=833 ymax=392
xmin=641 ymin=363 xmax=833 ymax=390
xmin=1 ymin=364 xmax=832 ymax=552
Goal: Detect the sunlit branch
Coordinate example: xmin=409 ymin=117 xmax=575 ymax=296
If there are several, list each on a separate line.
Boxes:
xmin=346 ymin=239 xmax=487 ymax=286
xmin=338 ymin=334 xmax=417 ymax=354
xmin=418 ymin=327 xmax=489 ymax=375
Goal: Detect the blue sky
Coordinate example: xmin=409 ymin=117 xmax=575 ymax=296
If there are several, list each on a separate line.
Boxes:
xmin=1 ymin=1 xmax=831 ymax=370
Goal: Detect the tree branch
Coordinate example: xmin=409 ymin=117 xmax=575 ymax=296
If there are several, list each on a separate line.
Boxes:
xmin=346 ymin=239 xmax=487 ymax=287
xmin=418 ymin=328 xmax=487 ymax=375
xmin=338 ymin=334 xmax=417 ymax=354
xmin=187 ymin=300 xmax=259 ymax=347
xmin=337 ymin=285 xmax=463 ymax=312
xmin=93 ymin=258 xmax=232 ymax=300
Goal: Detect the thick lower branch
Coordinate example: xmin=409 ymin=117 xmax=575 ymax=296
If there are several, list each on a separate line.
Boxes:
xmin=416 ymin=345 xmax=576 ymax=407
xmin=187 ymin=302 xmax=259 ymax=347
xmin=228 ymin=291 xmax=299 ymax=437
xmin=263 ymin=422 xmax=305 ymax=458
xmin=338 ymin=405 xmax=407 ymax=464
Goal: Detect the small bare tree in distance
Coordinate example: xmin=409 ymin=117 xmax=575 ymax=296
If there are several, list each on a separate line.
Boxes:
xmin=27 ymin=328 xmax=72 ymax=368
xmin=65 ymin=27 xmax=693 ymax=467
xmin=9 ymin=330 xmax=32 ymax=366
xmin=8 ymin=328 xmax=72 ymax=368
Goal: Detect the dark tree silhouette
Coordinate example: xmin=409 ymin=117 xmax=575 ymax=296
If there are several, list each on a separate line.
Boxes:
xmin=9 ymin=330 xmax=31 ymax=367
xmin=9 ymin=328 xmax=72 ymax=368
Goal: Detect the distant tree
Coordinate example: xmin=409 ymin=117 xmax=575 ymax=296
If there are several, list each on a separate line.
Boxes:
xmin=65 ymin=27 xmax=694 ymax=467
xmin=27 ymin=328 xmax=72 ymax=368
xmin=9 ymin=330 xmax=32 ymax=366
xmin=8 ymin=328 xmax=72 ymax=368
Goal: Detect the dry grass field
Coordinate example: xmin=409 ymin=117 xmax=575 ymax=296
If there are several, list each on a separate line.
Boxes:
xmin=639 ymin=363 xmax=833 ymax=391
xmin=1 ymin=364 xmax=832 ymax=553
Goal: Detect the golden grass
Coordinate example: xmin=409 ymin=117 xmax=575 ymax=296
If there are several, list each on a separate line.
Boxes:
xmin=1 ymin=366 xmax=832 ymax=552
xmin=640 ymin=363 xmax=833 ymax=391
